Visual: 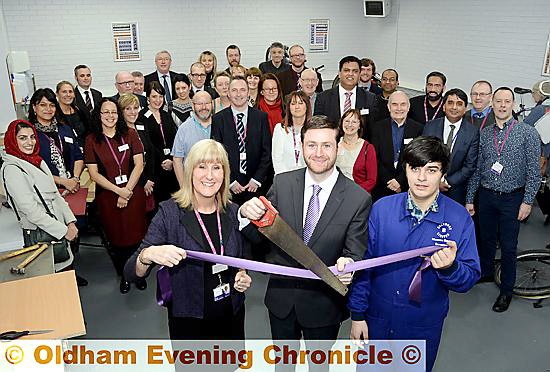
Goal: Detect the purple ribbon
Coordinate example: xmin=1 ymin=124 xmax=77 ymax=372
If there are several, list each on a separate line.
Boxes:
xmin=156 ymin=245 xmax=441 ymax=306
xmin=408 ymin=257 xmax=432 ymax=303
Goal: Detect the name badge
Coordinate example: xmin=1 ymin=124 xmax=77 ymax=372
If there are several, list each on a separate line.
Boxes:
xmin=212 ymin=263 xmax=228 ymax=275
xmin=491 ymin=161 xmax=504 ymax=175
xmin=404 ymin=138 xmax=413 ymax=145
xmin=163 ymin=148 xmax=171 ymax=156
xmin=136 ymin=124 xmax=145 ymax=131
xmin=64 ymin=136 xmax=74 ymax=144
xmin=115 ymin=174 xmax=128 ymax=185
xmin=360 ymin=108 xmax=369 ymax=115
xmin=118 ymin=144 xmax=129 ymax=152
xmin=240 ymin=153 xmax=247 ymax=161
xmin=213 ymin=283 xmax=230 ymax=302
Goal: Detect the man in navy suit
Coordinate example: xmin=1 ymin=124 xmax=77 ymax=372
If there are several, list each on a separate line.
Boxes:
xmin=211 ymin=76 xmax=272 ymax=205
xmin=314 ymin=55 xmax=377 ymax=134
xmin=423 ymin=88 xmax=479 ymax=205
xmin=144 ymin=50 xmax=179 ymax=102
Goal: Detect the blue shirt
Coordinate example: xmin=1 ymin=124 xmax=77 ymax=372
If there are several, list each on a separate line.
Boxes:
xmin=391 ymin=121 xmax=405 ymax=163
xmin=171 ymin=116 xmax=211 ymax=158
xmin=471 ymin=106 xmax=492 ymax=119
xmin=466 ymin=118 xmax=541 ymax=204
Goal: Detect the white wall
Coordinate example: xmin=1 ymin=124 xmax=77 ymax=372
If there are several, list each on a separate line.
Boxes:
xmin=0 ymin=5 xmax=16 ymax=133
xmin=1 ymin=0 xmax=549 ymax=107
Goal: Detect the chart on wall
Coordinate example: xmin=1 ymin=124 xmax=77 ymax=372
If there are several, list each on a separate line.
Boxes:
xmin=112 ymin=22 xmax=141 ymax=62
xmin=309 ymin=19 xmax=329 ymax=53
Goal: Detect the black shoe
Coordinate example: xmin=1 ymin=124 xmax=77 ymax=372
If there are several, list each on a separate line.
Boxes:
xmin=136 ymin=278 xmax=147 ymax=291
xmin=476 ymin=275 xmax=494 ymax=284
xmin=76 ymin=275 xmax=88 ymax=287
xmin=492 ymin=294 xmax=512 ymax=312
xmin=119 ymin=279 xmax=130 ymax=294
xmin=545 ymin=216 xmax=550 ymax=226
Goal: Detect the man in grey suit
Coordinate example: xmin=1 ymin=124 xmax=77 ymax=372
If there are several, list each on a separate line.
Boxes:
xmin=240 ymin=115 xmax=371 ymax=369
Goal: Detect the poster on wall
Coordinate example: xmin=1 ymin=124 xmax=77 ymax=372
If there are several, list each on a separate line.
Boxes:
xmin=309 ymin=19 xmax=329 ymax=53
xmin=543 ymin=33 xmax=550 ymax=76
xmin=112 ymin=22 xmax=141 ymax=62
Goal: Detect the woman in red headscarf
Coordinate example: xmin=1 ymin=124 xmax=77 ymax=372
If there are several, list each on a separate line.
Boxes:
xmin=1 ymin=120 xmax=78 ymax=271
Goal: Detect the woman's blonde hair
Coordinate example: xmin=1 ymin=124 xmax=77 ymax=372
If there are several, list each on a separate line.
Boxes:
xmin=172 ymin=139 xmax=231 ymax=211
xmin=118 ymin=93 xmax=139 ymax=110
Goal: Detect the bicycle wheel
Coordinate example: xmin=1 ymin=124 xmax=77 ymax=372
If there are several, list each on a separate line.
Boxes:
xmin=495 ymin=250 xmax=550 ymax=298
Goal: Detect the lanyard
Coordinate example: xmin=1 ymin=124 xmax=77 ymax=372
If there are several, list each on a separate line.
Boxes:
xmin=48 ymin=134 xmax=64 ymax=156
xmin=424 ymin=96 xmax=443 ymax=123
xmin=476 ymin=108 xmax=492 ymax=130
xmin=493 ymin=120 xmax=517 ymax=157
xmin=194 ymin=208 xmax=224 ymax=256
xmin=157 ymin=119 xmax=167 ymax=147
xmin=291 ymin=126 xmax=301 ymax=165
xmin=104 ymin=135 xmax=127 ymax=176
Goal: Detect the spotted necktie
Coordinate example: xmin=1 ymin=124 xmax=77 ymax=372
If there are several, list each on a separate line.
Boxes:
xmin=303 ymin=185 xmax=322 ymax=245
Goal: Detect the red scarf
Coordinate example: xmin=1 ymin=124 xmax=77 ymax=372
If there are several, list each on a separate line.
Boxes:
xmin=258 ymin=97 xmax=283 ymax=135
xmin=4 ymin=120 xmax=43 ymax=168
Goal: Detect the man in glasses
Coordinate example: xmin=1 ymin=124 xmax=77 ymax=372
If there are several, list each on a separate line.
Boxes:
xmin=277 ymin=44 xmax=323 ymax=96
xmin=112 ymin=71 xmax=147 ymax=108
xmin=188 ymin=62 xmax=217 ymax=99
xmin=465 ymin=80 xmax=495 ymax=128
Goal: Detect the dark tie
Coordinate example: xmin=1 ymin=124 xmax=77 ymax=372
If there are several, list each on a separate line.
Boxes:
xmin=473 ymin=112 xmax=484 ymax=119
xmin=84 ymin=91 xmax=92 ymax=112
xmin=162 ymin=75 xmax=172 ymax=102
xmin=303 ymin=185 xmax=322 ymax=244
xmin=236 ymin=113 xmax=246 ymax=172
xmin=446 ymin=124 xmax=456 ymax=149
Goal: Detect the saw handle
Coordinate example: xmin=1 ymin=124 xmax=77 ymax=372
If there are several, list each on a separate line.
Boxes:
xmin=251 ymin=196 xmax=279 ymax=228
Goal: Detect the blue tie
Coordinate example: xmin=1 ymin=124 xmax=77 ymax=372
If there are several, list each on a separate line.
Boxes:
xmin=162 ymin=75 xmax=172 ymax=102
xmin=303 ymin=185 xmax=322 ymax=244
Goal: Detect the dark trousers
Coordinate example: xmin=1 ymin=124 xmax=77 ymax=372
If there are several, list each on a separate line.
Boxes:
xmin=107 ymin=244 xmax=139 ymax=277
xmin=168 ymin=305 xmax=245 ymax=340
xmin=478 ymin=188 xmax=523 ymax=295
xmin=268 ymin=309 xmax=340 ymax=372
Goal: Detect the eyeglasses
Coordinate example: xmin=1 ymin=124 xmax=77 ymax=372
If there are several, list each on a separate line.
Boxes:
xmin=191 ymin=73 xmax=206 ymax=78
xmin=117 ymin=80 xmax=134 ymax=86
xmin=300 ymin=78 xmax=317 ymax=84
xmin=290 ymin=53 xmax=305 ymax=58
xmin=263 ymin=87 xmax=278 ymax=92
xmin=471 ymin=92 xmax=492 ymax=97
xmin=101 ymin=111 xmax=118 ymax=116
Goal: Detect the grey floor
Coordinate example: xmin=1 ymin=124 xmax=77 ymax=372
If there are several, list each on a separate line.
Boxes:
xmin=75 ymin=207 xmax=550 ymax=372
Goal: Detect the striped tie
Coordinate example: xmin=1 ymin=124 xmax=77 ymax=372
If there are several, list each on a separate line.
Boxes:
xmin=344 ymin=91 xmax=352 ymax=113
xmin=236 ymin=113 xmax=247 ymax=172
xmin=303 ymin=185 xmax=321 ymax=245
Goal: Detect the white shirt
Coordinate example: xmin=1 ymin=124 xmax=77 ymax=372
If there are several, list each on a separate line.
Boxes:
xmin=76 ymin=86 xmax=94 ymax=110
xmin=157 ymin=71 xmax=173 ymax=98
xmin=192 ymin=84 xmax=203 ymax=94
xmin=271 ymin=123 xmax=306 ymax=175
xmin=302 ymin=166 xmax=339 ymax=227
xmin=443 ymin=117 xmax=462 ymax=151
xmin=338 ymin=85 xmax=357 ymax=117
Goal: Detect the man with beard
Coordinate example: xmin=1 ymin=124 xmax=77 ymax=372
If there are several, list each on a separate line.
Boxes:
xmin=224 ymin=44 xmax=241 ymax=74
xmin=373 ymin=68 xmax=399 ymax=121
xmin=277 ymin=44 xmax=323 ymax=96
xmin=358 ymin=58 xmax=381 ymax=95
xmin=465 ymin=80 xmax=495 ymax=128
xmin=408 ymin=71 xmax=447 ymax=124
xmin=239 ymin=115 xmax=371 ymax=371
xmin=259 ymin=42 xmax=290 ymax=75
xmin=172 ymin=91 xmax=214 ymax=188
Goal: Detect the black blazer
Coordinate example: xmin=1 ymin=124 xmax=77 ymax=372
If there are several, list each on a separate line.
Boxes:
xmin=422 ymin=118 xmax=479 ymax=204
xmin=211 ymin=106 xmax=272 ymax=186
xmin=369 ymin=118 xmax=423 ymax=200
xmin=74 ymin=87 xmax=102 ymax=124
xmin=144 ymin=70 xmax=179 ymax=100
xmin=111 ymin=93 xmax=147 ymax=109
xmin=314 ymin=86 xmax=378 ymax=131
xmin=241 ymin=168 xmax=371 ymax=327
xmin=189 ymin=86 xmax=219 ymax=100
xmin=277 ymin=66 xmax=323 ymax=97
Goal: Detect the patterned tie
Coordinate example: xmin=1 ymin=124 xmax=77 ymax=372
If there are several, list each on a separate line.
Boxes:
xmin=162 ymin=75 xmax=172 ymax=102
xmin=303 ymin=185 xmax=322 ymax=245
xmin=473 ymin=112 xmax=484 ymax=119
xmin=84 ymin=91 xmax=92 ymax=112
xmin=344 ymin=92 xmax=352 ymax=113
xmin=236 ymin=113 xmax=247 ymax=172
xmin=446 ymin=124 xmax=456 ymax=149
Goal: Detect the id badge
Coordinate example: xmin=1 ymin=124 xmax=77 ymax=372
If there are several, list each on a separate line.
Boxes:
xmin=491 ymin=161 xmax=504 ymax=175
xmin=64 ymin=136 xmax=74 ymax=144
xmin=212 ymin=263 xmax=228 ymax=275
xmin=118 ymin=144 xmax=129 ymax=152
xmin=136 ymin=124 xmax=145 ymax=131
xmin=213 ymin=283 xmax=230 ymax=301
xmin=163 ymin=148 xmax=171 ymax=155
xmin=240 ymin=152 xmax=247 ymax=161
xmin=360 ymin=108 xmax=369 ymax=115
xmin=115 ymin=174 xmax=128 ymax=185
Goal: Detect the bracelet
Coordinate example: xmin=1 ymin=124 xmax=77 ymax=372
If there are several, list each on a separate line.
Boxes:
xmin=138 ymin=249 xmax=152 ymax=266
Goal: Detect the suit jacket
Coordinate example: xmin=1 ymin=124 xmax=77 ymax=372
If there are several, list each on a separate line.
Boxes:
xmin=74 ymin=87 xmax=102 ymax=124
xmin=189 ymin=86 xmax=219 ymax=100
xmin=464 ymin=108 xmax=495 ymax=129
xmin=144 ymin=70 xmax=179 ymax=101
xmin=211 ymin=106 xmax=272 ymax=186
xmin=422 ymin=118 xmax=479 ymax=204
xmin=111 ymin=93 xmax=147 ymax=109
xmin=242 ymin=168 xmax=371 ymax=327
xmin=277 ymin=66 xmax=323 ymax=97
xmin=369 ymin=118 xmax=423 ymax=200
xmin=314 ymin=86 xmax=378 ymax=131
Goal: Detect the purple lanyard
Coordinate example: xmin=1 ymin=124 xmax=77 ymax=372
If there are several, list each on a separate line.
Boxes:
xmin=493 ymin=120 xmax=517 ymax=156
xmin=424 ymin=96 xmax=443 ymax=123
xmin=477 ymin=108 xmax=492 ymax=130
xmin=291 ymin=126 xmax=300 ymax=165
xmin=157 ymin=119 xmax=167 ymax=147
xmin=103 ymin=135 xmax=127 ymax=176
xmin=194 ymin=208 xmax=224 ymax=256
